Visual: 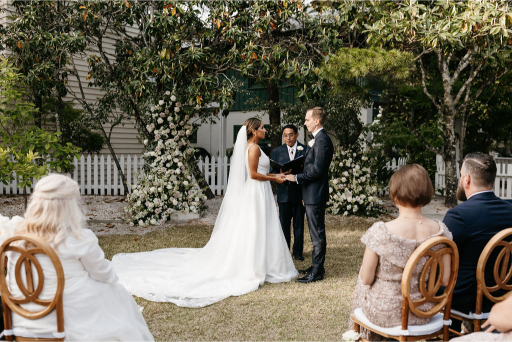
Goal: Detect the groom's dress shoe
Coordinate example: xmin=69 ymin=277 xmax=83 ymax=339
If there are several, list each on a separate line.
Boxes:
xmin=298 ymin=266 xmax=313 ymax=275
xmin=293 ymin=255 xmax=304 ymax=261
xmin=296 ymin=272 xmax=324 ymax=283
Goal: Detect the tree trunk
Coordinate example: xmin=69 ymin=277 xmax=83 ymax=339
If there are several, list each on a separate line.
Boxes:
xmin=267 ymin=80 xmax=281 ymax=154
xmin=443 ymin=116 xmax=458 ymax=207
xmin=192 ymin=159 xmax=215 ymax=199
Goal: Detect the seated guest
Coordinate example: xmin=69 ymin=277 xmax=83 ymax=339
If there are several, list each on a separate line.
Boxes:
xmin=349 ymin=164 xmax=452 ymax=340
xmin=6 ymin=174 xmax=154 ymax=341
xmin=443 ymin=153 xmax=512 ymax=331
xmin=451 ymin=293 xmax=512 ymax=341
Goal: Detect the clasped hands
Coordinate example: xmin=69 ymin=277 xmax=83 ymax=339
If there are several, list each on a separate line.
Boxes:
xmin=274 ymin=169 xmax=295 ymax=184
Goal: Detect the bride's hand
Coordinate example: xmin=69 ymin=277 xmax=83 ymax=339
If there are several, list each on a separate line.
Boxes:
xmin=275 ymin=174 xmax=286 ymax=184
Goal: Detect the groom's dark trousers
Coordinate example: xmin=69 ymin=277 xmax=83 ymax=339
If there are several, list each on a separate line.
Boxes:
xmin=296 ymin=129 xmax=334 ymax=275
xmin=271 ymin=143 xmax=306 ymax=258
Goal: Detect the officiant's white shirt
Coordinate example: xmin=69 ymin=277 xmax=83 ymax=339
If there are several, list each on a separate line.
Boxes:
xmin=288 ymin=142 xmax=297 ymax=159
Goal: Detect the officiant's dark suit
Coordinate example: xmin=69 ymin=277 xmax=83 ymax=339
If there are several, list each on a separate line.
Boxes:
xmin=442 ymin=153 xmax=512 ymax=329
xmin=270 ymin=125 xmax=306 ymax=260
xmin=287 ymin=107 xmax=334 ymax=283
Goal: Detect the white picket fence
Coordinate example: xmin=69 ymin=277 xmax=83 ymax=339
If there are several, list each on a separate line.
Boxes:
xmin=0 ymin=154 xmax=144 ymax=196
xmin=197 ymin=156 xmax=230 ymax=196
xmin=435 ymin=155 xmax=512 ymax=199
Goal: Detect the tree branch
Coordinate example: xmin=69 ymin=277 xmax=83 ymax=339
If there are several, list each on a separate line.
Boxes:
xmin=418 ymin=56 xmax=442 ymax=112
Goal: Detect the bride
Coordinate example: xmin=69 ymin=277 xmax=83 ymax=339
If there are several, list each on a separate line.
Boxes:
xmin=112 ymin=118 xmax=298 ymax=308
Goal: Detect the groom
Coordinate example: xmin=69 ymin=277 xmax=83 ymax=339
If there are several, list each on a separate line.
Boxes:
xmin=285 ymin=107 xmax=334 ymax=283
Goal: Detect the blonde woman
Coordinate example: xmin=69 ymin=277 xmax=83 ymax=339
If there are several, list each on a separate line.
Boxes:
xmin=6 ymin=174 xmax=153 ymax=341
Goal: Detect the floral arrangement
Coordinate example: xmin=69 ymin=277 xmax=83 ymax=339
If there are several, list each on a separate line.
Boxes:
xmin=327 ymin=144 xmax=385 ymax=218
xmin=126 ymin=92 xmax=207 ymax=226
xmin=341 ymin=330 xmax=361 ymax=342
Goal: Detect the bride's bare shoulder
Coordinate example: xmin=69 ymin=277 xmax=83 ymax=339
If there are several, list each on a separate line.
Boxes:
xmin=247 ymin=144 xmax=261 ymax=155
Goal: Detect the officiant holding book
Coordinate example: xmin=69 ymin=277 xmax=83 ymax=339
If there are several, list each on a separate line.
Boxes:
xmin=270 ymin=125 xmax=306 ymax=261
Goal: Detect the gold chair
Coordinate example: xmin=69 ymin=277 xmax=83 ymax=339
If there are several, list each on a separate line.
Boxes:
xmin=0 ymin=235 xmax=65 ymax=341
xmin=450 ymin=228 xmax=512 ymax=335
xmin=353 ymin=236 xmax=459 ymax=342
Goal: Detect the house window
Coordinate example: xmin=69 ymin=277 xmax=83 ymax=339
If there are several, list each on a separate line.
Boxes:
xmin=233 ymin=125 xmax=270 ymax=144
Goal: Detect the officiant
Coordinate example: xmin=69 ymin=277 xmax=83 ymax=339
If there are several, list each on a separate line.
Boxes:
xmin=270 ymin=125 xmax=306 ymax=261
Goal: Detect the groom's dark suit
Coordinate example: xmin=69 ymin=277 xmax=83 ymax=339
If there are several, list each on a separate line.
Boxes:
xmin=296 ymin=129 xmax=334 ymax=275
xmin=271 ymin=142 xmax=306 ymax=258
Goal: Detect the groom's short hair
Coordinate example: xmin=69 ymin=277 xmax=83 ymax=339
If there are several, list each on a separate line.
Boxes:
xmin=308 ymin=107 xmax=326 ymax=125
xmin=282 ymin=124 xmax=298 ymax=134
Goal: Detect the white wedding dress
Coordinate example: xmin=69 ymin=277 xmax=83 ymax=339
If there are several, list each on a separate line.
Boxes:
xmin=112 ymin=127 xmax=298 ymax=308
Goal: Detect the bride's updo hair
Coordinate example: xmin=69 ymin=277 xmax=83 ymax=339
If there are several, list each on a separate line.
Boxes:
xmin=244 ymin=117 xmax=262 ymax=139
xmin=15 ymin=174 xmax=85 ymax=248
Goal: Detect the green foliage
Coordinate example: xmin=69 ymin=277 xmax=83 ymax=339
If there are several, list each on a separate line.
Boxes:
xmin=321 ymin=48 xmax=414 ymax=95
xmin=41 ymin=99 xmax=105 ymax=154
xmin=0 ymin=59 xmax=81 ymax=189
xmin=330 ymin=0 xmax=512 ymax=205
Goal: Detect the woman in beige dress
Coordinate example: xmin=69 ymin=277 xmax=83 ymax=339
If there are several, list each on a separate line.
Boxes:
xmin=349 ymin=164 xmax=453 ymax=340
xmin=451 ymin=294 xmax=512 ymax=341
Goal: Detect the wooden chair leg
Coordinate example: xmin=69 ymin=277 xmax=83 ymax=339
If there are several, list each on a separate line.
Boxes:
xmin=443 ymin=325 xmax=449 ymax=341
xmin=474 ymin=319 xmax=481 ymax=332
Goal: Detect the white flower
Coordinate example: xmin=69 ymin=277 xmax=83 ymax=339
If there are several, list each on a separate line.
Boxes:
xmin=308 ymin=139 xmax=315 ymax=147
xmin=159 ymin=100 xmax=164 ymax=105
xmin=342 ymin=330 xmax=361 ymax=342
xmin=297 ymin=146 xmax=304 ymax=151
xmin=171 ymin=95 xmax=176 ymax=101
xmin=165 ymin=91 xmax=171 ymax=96
xmin=157 ymin=118 xmax=163 ymax=124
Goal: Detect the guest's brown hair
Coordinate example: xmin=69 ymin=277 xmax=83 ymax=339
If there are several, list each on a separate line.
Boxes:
xmin=244 ymin=117 xmax=262 ymax=139
xmin=389 ymin=164 xmax=433 ymax=208
xmin=307 ymin=107 xmax=326 ymax=125
xmin=462 ymin=153 xmax=497 ymax=187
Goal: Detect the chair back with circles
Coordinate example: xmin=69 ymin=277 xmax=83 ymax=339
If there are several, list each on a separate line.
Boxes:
xmin=401 ymin=236 xmax=459 ymax=340
xmin=0 ymin=235 xmax=65 ymax=341
xmin=475 ymin=228 xmax=512 ymax=328
xmin=352 ymin=236 xmax=458 ymax=342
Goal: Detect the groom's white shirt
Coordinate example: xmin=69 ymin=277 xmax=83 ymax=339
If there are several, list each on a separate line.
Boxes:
xmin=312 ymin=127 xmax=324 ymax=137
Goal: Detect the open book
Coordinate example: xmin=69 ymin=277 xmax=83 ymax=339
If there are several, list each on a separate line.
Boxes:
xmin=270 ymin=156 xmax=305 ymax=174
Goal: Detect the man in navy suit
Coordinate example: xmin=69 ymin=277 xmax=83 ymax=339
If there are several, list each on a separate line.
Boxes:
xmin=285 ymin=107 xmax=334 ymax=283
xmin=443 ymin=153 xmax=512 ymax=329
xmin=271 ymin=125 xmax=306 ymax=261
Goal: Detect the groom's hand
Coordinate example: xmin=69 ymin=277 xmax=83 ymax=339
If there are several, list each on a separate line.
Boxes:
xmin=284 ymin=174 xmax=295 ymax=182
xmin=280 ymin=169 xmax=292 ymax=175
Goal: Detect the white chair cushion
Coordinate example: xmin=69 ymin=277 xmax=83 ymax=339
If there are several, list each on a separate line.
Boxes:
xmin=450 ymin=309 xmax=490 ymax=320
xmin=12 ymin=327 xmax=64 ymax=339
xmin=354 ymin=308 xmax=445 ymax=336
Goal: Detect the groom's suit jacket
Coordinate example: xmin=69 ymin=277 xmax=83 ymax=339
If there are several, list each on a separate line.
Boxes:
xmin=296 ymin=129 xmax=334 ymax=205
xmin=443 ymin=191 xmax=512 ymax=314
xmin=270 ymin=142 xmax=307 ymax=204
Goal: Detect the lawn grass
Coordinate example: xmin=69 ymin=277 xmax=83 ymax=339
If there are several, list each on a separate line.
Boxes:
xmin=99 ymin=215 xmax=382 ymax=341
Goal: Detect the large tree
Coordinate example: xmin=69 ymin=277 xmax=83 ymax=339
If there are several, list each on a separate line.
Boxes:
xmin=337 ymin=0 xmax=512 ymax=206
xmin=205 ymin=0 xmax=364 ymax=151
